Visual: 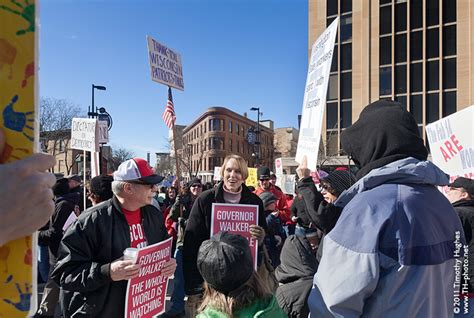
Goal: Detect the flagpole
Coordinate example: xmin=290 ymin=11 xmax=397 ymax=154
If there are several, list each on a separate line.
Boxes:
xmin=169 ymin=87 xmax=181 ymax=183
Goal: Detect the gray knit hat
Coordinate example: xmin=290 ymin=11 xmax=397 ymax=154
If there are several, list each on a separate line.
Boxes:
xmin=321 ymin=170 xmax=356 ymax=196
xmin=259 ymin=191 xmax=277 ymax=207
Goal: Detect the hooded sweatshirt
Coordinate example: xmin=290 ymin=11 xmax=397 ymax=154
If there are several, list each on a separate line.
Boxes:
xmin=307 ymin=100 xmax=464 ymax=318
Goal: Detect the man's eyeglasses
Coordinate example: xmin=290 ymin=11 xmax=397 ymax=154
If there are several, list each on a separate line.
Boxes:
xmin=129 ymin=181 xmax=157 ymax=189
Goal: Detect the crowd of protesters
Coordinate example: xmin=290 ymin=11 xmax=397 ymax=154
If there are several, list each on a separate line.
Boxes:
xmin=9 ymin=99 xmax=469 ymax=317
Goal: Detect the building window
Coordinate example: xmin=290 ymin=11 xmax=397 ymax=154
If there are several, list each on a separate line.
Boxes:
xmin=443 ymin=25 xmax=456 ymax=56
xmin=236 ymin=124 xmax=239 ymax=136
xmin=395 ymin=1 xmax=407 ymax=32
xmin=229 ymin=139 xmax=232 ymax=151
xmin=426 ymin=0 xmax=439 ymax=26
xmin=442 ymin=91 xmax=457 ymax=117
xmin=379 ymin=67 xmax=391 ymax=96
xmin=426 ymin=28 xmax=439 ymax=59
xmin=380 ymin=5 xmax=392 ymax=35
xmin=426 ymin=60 xmax=439 ymax=91
xmin=443 ymin=0 xmax=456 ymax=23
xmin=229 ymin=120 xmax=232 ymax=133
xmin=410 ymin=31 xmax=422 ymax=61
xmin=410 ymin=94 xmax=423 ymax=124
xmin=340 ymin=101 xmax=352 ymax=128
xmin=380 ymin=36 xmax=391 ymax=65
xmin=395 ymin=64 xmax=407 ymax=94
xmin=410 ymin=0 xmax=422 ymax=29
xmin=326 ymin=102 xmax=338 ymax=129
xmin=395 ymin=34 xmax=407 ymax=63
xmin=341 ymin=43 xmax=352 ymax=70
xmin=426 ymin=93 xmax=440 ymax=124
xmin=443 ymin=58 xmax=456 ymax=89
xmin=340 ymin=72 xmax=352 ymax=99
xmin=410 ymin=62 xmax=422 ymax=92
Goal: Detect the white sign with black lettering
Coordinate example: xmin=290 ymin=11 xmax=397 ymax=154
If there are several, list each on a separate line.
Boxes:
xmin=295 ymin=18 xmax=339 ymax=171
xmin=70 ymin=118 xmax=99 ymax=152
xmin=147 ymin=36 xmax=184 ymax=91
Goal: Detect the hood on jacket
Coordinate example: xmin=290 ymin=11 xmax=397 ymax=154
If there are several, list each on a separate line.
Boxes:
xmin=341 ymin=99 xmax=428 ymax=178
xmin=275 ymin=235 xmax=318 ymax=284
xmin=335 ymin=157 xmax=450 ymax=208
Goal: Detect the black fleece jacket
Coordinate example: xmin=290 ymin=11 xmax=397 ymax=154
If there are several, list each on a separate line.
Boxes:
xmin=183 ymin=181 xmax=266 ymax=295
xmin=275 ymin=235 xmax=318 ymax=317
xmin=51 ymin=196 xmax=168 ymax=317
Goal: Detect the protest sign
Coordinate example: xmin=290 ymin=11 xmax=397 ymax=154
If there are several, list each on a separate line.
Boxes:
xmin=296 ymin=18 xmax=339 ymax=171
xmin=426 ymin=106 xmax=473 ymax=182
xmin=125 ymin=237 xmax=173 ymax=318
xmin=275 ymin=158 xmax=283 ymax=176
xmin=279 ymin=174 xmax=296 ymax=195
xmin=98 ymin=120 xmax=109 ymax=144
xmin=211 ymin=204 xmax=258 ymax=269
xmin=147 ymin=36 xmax=184 ymax=91
xmin=245 ymin=168 xmax=258 ymax=188
xmin=0 ymin=1 xmax=38 ymax=315
xmin=213 ymin=166 xmax=221 ymax=181
xmin=70 ymin=118 xmax=99 ymax=152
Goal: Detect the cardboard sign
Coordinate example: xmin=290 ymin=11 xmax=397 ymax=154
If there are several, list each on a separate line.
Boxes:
xmin=245 ymin=167 xmax=258 ymax=188
xmin=213 ymin=166 xmax=221 ymax=181
xmin=125 ymin=237 xmax=173 ymax=318
xmin=211 ymin=204 xmax=258 ymax=269
xmin=0 ymin=0 xmax=38 ymax=315
xmin=426 ymin=106 xmax=473 ymax=182
xmin=70 ymin=118 xmax=99 ymax=152
xmin=296 ymin=18 xmax=339 ymax=171
xmin=147 ymin=36 xmax=184 ymax=91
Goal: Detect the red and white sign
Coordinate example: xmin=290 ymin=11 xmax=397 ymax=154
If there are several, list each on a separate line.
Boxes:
xmin=426 ymin=105 xmax=473 ymax=182
xmin=124 ymin=237 xmax=173 ymax=318
xmin=211 ymin=203 xmax=259 ymax=269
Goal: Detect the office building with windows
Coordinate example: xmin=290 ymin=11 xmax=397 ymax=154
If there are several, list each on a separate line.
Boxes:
xmin=309 ymin=0 xmax=474 ymax=163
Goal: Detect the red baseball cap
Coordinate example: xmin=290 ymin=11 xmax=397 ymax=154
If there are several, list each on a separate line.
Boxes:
xmin=113 ymin=158 xmax=164 ymax=185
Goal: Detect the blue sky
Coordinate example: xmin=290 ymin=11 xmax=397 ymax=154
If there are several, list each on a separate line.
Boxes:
xmin=39 ymin=0 xmax=309 ymax=165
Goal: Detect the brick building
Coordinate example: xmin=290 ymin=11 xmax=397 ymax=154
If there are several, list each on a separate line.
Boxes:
xmin=181 ymin=107 xmax=274 ymax=182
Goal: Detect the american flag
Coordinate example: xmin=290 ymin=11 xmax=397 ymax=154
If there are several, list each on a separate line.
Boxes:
xmin=162 ymin=87 xmax=176 ymax=129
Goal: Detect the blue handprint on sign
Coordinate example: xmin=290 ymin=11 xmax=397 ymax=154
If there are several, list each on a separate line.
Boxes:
xmin=3 ymin=94 xmax=34 ymax=141
xmin=2 ymin=275 xmax=31 ymax=312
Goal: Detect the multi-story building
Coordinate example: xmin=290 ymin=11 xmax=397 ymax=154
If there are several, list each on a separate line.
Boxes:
xmin=181 ymin=107 xmax=274 ymax=182
xmin=309 ymin=0 xmax=474 ymax=163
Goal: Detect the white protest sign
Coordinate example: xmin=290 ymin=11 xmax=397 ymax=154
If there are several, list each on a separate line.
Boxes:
xmin=98 ymin=120 xmax=109 ymax=144
xmin=147 ymin=36 xmax=184 ymax=91
xmin=70 ymin=118 xmax=99 ymax=152
xmin=426 ymin=106 xmax=474 ymax=181
xmin=213 ymin=167 xmax=221 ymax=181
xmin=295 ymin=18 xmax=339 ymax=171
xmin=275 ymin=158 xmax=283 ymax=176
xmin=278 ymin=174 xmax=296 ymax=195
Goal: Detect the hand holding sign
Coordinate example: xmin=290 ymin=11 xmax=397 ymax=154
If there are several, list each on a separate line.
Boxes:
xmin=160 ymin=258 xmax=177 ymax=278
xmin=249 ymin=224 xmax=265 ymax=246
xmin=110 ymin=259 xmax=141 ymax=281
xmin=296 ymin=155 xmax=311 ymax=180
xmin=0 ymin=129 xmax=56 ymax=245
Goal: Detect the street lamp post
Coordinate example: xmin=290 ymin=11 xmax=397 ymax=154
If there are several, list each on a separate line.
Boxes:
xmin=89 ymin=84 xmax=106 ymax=118
xmin=250 ymin=107 xmax=261 ymax=166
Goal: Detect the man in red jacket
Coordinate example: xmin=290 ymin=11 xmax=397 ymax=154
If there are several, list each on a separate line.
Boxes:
xmin=254 ymin=166 xmax=291 ymax=227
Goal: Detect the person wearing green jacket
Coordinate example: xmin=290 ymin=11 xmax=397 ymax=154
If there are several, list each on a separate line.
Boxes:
xmin=196 ymin=232 xmax=286 ymax=318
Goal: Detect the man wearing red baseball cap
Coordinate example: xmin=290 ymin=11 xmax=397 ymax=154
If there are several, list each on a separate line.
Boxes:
xmin=52 ymin=158 xmax=176 ymax=317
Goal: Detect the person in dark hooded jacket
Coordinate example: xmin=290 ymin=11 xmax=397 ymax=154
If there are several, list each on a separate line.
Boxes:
xmin=298 ymin=100 xmax=464 ymax=318
xmin=275 ymin=233 xmax=318 ymax=317
xmin=36 ymin=178 xmax=78 ymax=317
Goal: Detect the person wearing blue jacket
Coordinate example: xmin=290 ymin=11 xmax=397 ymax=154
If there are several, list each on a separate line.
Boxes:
xmin=298 ymin=100 xmax=464 ymax=318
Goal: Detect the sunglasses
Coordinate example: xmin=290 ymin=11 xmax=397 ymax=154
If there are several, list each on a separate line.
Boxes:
xmin=191 ymin=184 xmax=202 ymax=188
xmin=129 ymin=181 xmax=156 ymax=189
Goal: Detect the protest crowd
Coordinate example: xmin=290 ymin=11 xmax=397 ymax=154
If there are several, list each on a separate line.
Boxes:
xmin=0 ymin=99 xmax=469 ymax=318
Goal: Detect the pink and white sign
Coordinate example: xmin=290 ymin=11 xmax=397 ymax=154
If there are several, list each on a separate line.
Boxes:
xmin=124 ymin=237 xmax=173 ymax=318
xmin=211 ymin=203 xmax=259 ymax=269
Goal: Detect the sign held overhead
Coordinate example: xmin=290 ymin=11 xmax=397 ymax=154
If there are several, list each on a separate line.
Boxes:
xmin=295 ymin=18 xmax=339 ymax=171
xmin=147 ymin=36 xmax=184 ymax=91
xmin=70 ymin=118 xmax=99 ymax=152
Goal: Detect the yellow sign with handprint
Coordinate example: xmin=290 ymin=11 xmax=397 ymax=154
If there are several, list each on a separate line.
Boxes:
xmin=0 ymin=0 xmax=38 ymax=316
